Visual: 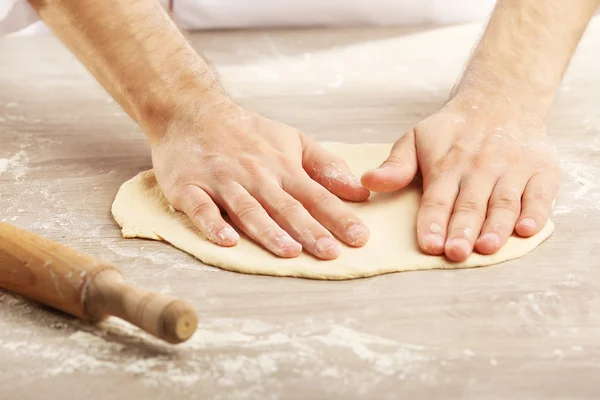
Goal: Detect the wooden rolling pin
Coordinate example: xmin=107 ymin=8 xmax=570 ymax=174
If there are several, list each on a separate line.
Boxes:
xmin=0 ymin=221 xmax=197 ymax=344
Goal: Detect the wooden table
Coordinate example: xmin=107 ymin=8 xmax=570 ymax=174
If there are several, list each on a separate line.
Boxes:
xmin=1 ymin=22 xmax=599 ymax=399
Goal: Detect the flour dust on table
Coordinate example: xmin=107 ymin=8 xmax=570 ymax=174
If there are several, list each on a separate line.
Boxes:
xmin=112 ymin=143 xmax=554 ymax=280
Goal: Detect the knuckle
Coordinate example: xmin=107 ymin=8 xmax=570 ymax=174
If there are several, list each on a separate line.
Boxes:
xmin=189 ymin=201 xmax=212 ymax=220
xmin=169 ymin=185 xmax=195 ymax=209
xmin=491 ymin=191 xmax=521 ymax=213
xmin=239 ymin=156 xmax=263 ymax=177
xmin=470 ymin=154 xmax=487 ymax=170
xmin=274 ymin=198 xmax=302 ymax=216
xmin=420 ymin=194 xmax=451 ymax=210
xmin=424 ymin=165 xmax=455 ymax=187
xmin=470 ymin=150 xmax=498 ymax=171
xmin=210 ymin=163 xmax=232 ymax=181
xmin=528 ymin=190 xmax=551 ymax=204
xmin=307 ymin=189 xmax=335 ymax=207
xmin=276 ymin=155 xmax=298 ymax=177
xmin=233 ymin=200 xmax=260 ymax=220
xmin=453 ymin=199 xmax=484 ymax=216
xmin=158 ymin=171 xmax=188 ymax=197
xmin=275 ymin=153 xmax=289 ymax=168
xmin=448 ymin=141 xmax=470 ymax=156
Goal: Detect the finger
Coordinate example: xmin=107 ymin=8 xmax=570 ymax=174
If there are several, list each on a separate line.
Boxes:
xmin=515 ymin=173 xmax=559 ymax=237
xmin=215 ymin=183 xmax=302 ymax=258
xmin=301 ymin=135 xmax=370 ymax=202
xmin=475 ymin=174 xmax=527 ymax=255
xmin=416 ymin=171 xmax=460 ymax=255
xmin=253 ymin=184 xmax=342 ymax=260
xmin=171 ymin=185 xmax=239 ymax=246
xmin=284 ymin=175 xmax=370 ymax=247
xmin=445 ymin=174 xmax=496 ymax=262
xmin=361 ymin=129 xmax=418 ymax=193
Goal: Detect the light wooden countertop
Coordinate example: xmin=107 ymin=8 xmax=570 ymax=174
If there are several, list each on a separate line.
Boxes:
xmin=1 ymin=22 xmax=599 ymax=399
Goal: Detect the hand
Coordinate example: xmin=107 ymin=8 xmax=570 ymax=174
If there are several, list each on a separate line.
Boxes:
xmin=151 ymin=102 xmax=370 ymax=260
xmin=361 ymin=95 xmax=560 ymax=261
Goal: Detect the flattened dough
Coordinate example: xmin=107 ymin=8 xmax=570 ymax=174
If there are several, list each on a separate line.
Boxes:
xmin=112 ymin=143 xmax=554 ymax=280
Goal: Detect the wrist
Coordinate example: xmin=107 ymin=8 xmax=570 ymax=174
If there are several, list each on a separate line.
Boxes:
xmin=445 ymin=88 xmax=547 ymax=135
xmin=139 ymin=80 xmax=235 ymax=145
xmin=449 ymin=84 xmax=550 ymax=125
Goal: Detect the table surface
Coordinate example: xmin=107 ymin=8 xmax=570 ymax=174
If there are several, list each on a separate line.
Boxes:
xmin=1 ymin=21 xmax=600 ymax=400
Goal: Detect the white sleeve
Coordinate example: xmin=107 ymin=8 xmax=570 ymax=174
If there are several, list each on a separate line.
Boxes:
xmin=0 ymin=0 xmax=39 ymax=36
xmin=174 ymin=0 xmax=496 ymax=30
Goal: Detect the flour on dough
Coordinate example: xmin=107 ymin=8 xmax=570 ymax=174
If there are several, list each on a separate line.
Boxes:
xmin=111 ymin=143 xmax=554 ymax=280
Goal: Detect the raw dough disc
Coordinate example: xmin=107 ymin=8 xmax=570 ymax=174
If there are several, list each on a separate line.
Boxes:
xmin=111 ymin=142 xmax=554 ymax=280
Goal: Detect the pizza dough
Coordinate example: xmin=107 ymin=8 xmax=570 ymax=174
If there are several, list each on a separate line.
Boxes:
xmin=111 ymin=143 xmax=554 ymax=280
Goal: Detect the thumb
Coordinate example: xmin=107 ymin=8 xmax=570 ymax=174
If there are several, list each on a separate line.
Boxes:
xmin=361 ymin=129 xmax=418 ymax=193
xmin=301 ymin=136 xmax=370 ymax=202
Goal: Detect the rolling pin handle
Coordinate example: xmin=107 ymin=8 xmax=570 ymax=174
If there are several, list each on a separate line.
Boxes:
xmin=84 ymin=270 xmax=197 ymax=344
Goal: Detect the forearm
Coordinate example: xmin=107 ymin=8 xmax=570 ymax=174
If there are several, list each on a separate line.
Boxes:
xmin=28 ymin=0 xmax=229 ymax=142
xmin=453 ymin=0 xmax=598 ymax=120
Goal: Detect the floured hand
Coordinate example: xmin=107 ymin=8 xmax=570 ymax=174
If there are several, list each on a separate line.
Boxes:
xmin=361 ymin=96 xmax=560 ymax=262
xmin=151 ymin=103 xmax=370 ymax=260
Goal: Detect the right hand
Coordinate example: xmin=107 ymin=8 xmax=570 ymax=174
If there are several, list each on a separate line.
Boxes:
xmin=150 ymin=101 xmax=371 ymax=260
xmin=361 ymin=94 xmax=560 ymax=261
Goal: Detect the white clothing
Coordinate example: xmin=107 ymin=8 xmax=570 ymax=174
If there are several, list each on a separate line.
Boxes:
xmin=0 ymin=0 xmax=38 ymax=35
xmin=176 ymin=0 xmax=495 ymax=30
xmin=1 ymin=0 xmax=495 ymax=36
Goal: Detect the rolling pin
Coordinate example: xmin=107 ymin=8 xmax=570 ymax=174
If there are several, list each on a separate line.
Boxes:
xmin=0 ymin=221 xmax=197 ymax=344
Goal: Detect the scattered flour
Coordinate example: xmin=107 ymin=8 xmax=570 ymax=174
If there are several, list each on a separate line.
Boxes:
xmin=507 ymin=290 xmax=564 ymax=323
xmin=554 ymin=150 xmax=600 ymax=216
xmin=553 ymin=349 xmax=564 ymax=359
xmin=581 ymin=115 xmax=600 ymax=133
xmin=557 ymin=274 xmax=583 ymax=288
xmin=462 ymin=349 xmax=475 ymax=357
xmin=0 ymin=150 xmax=29 ymax=179
xmin=217 ymin=24 xmax=481 ymax=97
xmin=552 ymin=205 xmax=572 ymax=216
xmin=0 ymin=293 xmax=449 ymax=396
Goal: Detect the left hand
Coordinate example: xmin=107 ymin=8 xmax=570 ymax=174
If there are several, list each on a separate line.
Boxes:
xmin=151 ymin=102 xmax=370 ymax=260
xmin=361 ymin=95 xmax=560 ymax=261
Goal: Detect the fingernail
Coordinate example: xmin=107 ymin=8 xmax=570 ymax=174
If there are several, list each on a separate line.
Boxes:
xmin=315 ymin=237 xmax=341 ymax=257
xmin=273 ymin=234 xmax=302 ymax=257
xmin=518 ymin=218 xmax=536 ymax=231
xmin=429 ymin=223 xmax=442 ymax=234
xmin=347 ymin=223 xmax=369 ymax=246
xmin=463 ymin=227 xmax=474 ymax=240
xmin=446 ymin=238 xmax=471 ymax=256
xmin=217 ymin=227 xmax=239 ymax=243
xmin=423 ymin=233 xmax=444 ymax=251
xmin=479 ymin=232 xmax=500 ymax=247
